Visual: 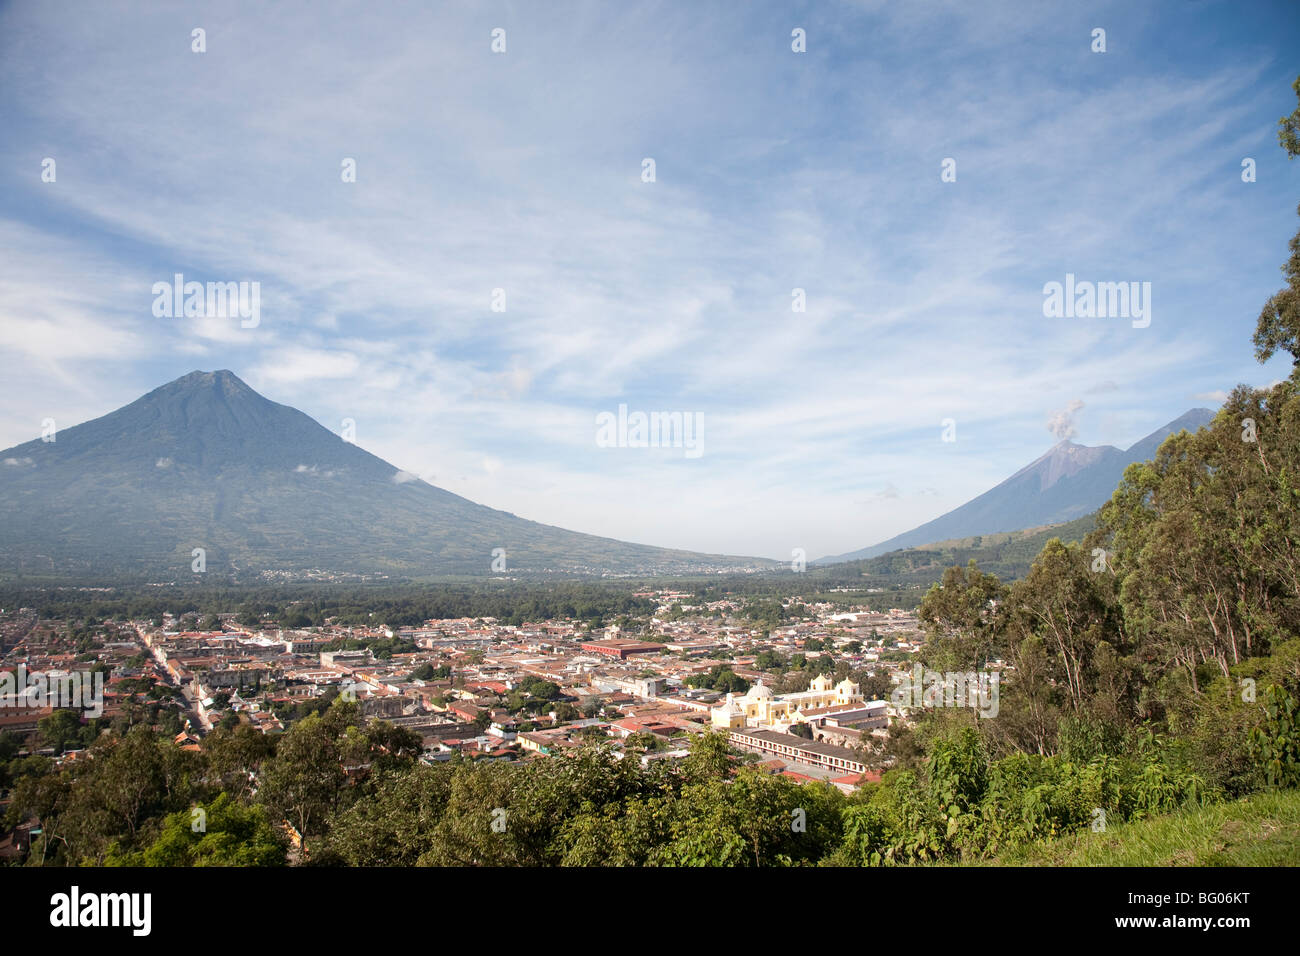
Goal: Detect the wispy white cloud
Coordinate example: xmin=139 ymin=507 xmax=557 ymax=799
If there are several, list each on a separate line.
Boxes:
xmin=0 ymin=0 xmax=1296 ymax=558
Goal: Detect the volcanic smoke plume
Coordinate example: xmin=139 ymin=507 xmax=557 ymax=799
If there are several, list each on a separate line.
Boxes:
xmin=1047 ymin=399 xmax=1084 ymax=440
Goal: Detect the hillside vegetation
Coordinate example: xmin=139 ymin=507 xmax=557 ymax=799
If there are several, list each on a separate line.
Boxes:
xmin=989 ymin=787 xmax=1300 ymax=867
xmin=811 ymin=515 xmax=1097 ymax=588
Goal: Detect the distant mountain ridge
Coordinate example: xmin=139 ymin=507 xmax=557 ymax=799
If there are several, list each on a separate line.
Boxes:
xmin=0 ymin=370 xmax=771 ymax=580
xmin=815 ymin=408 xmax=1215 ymax=564
xmin=807 ymin=515 xmax=1099 ymax=590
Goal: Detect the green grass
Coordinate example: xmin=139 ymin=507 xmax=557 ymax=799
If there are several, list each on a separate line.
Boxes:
xmin=988 ymin=789 xmax=1300 ymax=866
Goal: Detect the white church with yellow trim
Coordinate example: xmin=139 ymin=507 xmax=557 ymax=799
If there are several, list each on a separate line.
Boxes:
xmin=711 ymin=673 xmax=865 ymax=731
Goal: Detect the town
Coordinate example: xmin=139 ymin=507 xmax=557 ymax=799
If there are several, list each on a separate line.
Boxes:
xmin=0 ymin=590 xmax=940 ymax=824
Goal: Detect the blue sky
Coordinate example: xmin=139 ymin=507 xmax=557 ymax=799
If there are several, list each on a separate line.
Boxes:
xmin=1 ymin=0 xmax=1298 ymax=561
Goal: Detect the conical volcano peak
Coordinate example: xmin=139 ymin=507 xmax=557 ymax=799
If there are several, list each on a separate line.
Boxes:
xmin=815 ymin=408 xmax=1215 ymax=564
xmin=0 ymin=370 xmax=767 ymax=578
xmin=1004 ymin=438 xmax=1118 ymax=492
xmin=161 ymin=369 xmax=255 ymax=395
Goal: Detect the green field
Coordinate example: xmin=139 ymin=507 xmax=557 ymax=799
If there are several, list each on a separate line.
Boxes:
xmin=985 ymin=789 xmax=1300 ymax=867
